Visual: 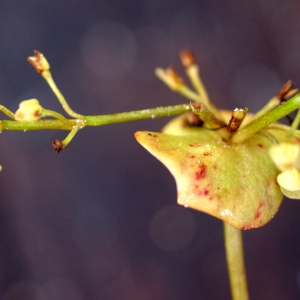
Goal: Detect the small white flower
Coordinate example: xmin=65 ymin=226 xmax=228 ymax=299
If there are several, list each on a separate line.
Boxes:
xmin=269 ymin=142 xmax=300 ymax=171
xmin=277 ymin=168 xmax=300 ymax=199
xmin=277 ymin=168 xmax=300 ymax=191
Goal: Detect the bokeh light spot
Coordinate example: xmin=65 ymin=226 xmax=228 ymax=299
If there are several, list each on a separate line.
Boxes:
xmin=81 ymin=20 xmax=137 ymax=79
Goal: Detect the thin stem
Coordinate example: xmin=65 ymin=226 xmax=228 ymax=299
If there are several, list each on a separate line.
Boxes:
xmin=266 ymin=123 xmax=300 ymax=139
xmin=42 ymin=109 xmax=69 ymax=124
xmin=42 ymin=70 xmax=84 ymax=119
xmin=191 ymin=105 xmax=226 ymax=129
xmin=155 ymin=67 xmax=201 ymax=102
xmin=0 ymin=103 xmax=191 ymax=131
xmin=84 ymin=104 xmax=191 ymax=126
xmin=186 ymin=65 xmax=222 ymax=120
xmin=177 ymin=85 xmax=203 ymax=102
xmin=187 ymin=65 xmax=210 ymax=104
xmin=0 ymin=119 xmax=74 ymax=131
xmin=252 ymin=96 xmax=279 ymax=119
xmin=287 ymin=108 xmax=300 ymax=138
xmin=52 ymin=126 xmax=80 ymax=153
xmin=0 ymin=105 xmax=15 ymax=119
xmin=224 ymin=222 xmax=249 ymax=300
xmin=62 ymin=126 xmax=80 ymax=147
xmin=231 ymin=93 xmax=300 ymax=143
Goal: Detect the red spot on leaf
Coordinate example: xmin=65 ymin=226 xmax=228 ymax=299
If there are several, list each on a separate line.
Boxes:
xmin=195 ymin=188 xmax=209 ymax=197
xmin=257 ymin=143 xmax=264 ymax=148
xmin=195 ymin=163 xmax=207 ymax=180
xmin=203 ymin=152 xmax=212 ymax=156
xmin=254 ymin=201 xmax=264 ymax=220
xmin=189 ymin=144 xmax=194 ymax=147
xmin=254 ymin=211 xmax=261 ymax=220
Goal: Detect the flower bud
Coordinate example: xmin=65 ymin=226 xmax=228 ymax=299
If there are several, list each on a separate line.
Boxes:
xmin=155 ymin=67 xmax=184 ymax=91
xmin=180 ymin=49 xmax=196 ymax=68
xmin=277 ymin=80 xmax=294 ymax=101
xmin=15 ymin=99 xmax=43 ymax=121
xmin=269 ymin=142 xmax=300 ymax=171
xmin=52 ymin=139 xmax=63 ymax=153
xmin=27 ymin=50 xmax=50 ymax=74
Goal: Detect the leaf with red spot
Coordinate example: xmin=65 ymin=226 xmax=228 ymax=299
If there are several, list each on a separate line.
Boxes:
xmin=135 ymin=114 xmax=284 ymax=229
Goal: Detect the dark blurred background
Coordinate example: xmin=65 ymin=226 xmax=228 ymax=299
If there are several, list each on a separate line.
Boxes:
xmin=0 ymin=1 xmax=299 ymax=299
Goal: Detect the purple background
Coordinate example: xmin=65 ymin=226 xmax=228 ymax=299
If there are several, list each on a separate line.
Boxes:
xmin=0 ymin=1 xmax=300 ymax=299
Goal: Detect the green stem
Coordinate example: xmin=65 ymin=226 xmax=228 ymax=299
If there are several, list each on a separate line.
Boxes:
xmin=231 ymin=93 xmax=300 ymax=143
xmin=0 ymin=105 xmax=15 ymax=119
xmin=42 ymin=109 xmax=69 ymax=124
xmin=61 ymin=126 xmax=80 ymax=147
xmin=224 ymin=222 xmax=249 ymax=300
xmin=252 ymin=96 xmax=279 ymax=119
xmin=287 ymin=108 xmax=300 ymax=138
xmin=84 ymin=104 xmax=190 ymax=126
xmin=42 ymin=70 xmax=84 ymax=119
xmin=191 ymin=106 xmax=226 ymax=129
xmin=177 ymin=85 xmax=203 ymax=102
xmin=0 ymin=104 xmax=191 ymax=131
xmin=186 ymin=65 xmax=223 ymax=120
xmin=0 ymin=119 xmax=72 ymax=131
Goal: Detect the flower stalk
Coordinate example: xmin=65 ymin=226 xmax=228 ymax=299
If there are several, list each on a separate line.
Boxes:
xmin=0 ymin=104 xmax=191 ymax=131
xmin=231 ymin=93 xmax=300 ymax=143
xmin=28 ymin=50 xmax=83 ymax=119
xmin=52 ymin=126 xmax=80 ymax=153
xmin=224 ymin=222 xmax=249 ymax=300
xmin=180 ymin=49 xmax=222 ymax=120
xmin=41 ymin=70 xmax=84 ymax=119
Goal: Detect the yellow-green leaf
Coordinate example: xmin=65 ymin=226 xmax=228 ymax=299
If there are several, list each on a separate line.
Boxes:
xmin=135 ymin=125 xmax=283 ymax=229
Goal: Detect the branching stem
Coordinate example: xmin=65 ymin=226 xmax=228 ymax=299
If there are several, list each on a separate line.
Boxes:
xmin=85 ymin=104 xmax=191 ymax=126
xmin=42 ymin=70 xmax=84 ymax=119
xmin=0 ymin=103 xmax=191 ymax=131
xmin=287 ymin=108 xmax=300 ymax=138
xmin=232 ymin=93 xmax=300 ymax=143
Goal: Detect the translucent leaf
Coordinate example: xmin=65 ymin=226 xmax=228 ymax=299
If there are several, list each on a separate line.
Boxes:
xmin=135 ymin=122 xmax=283 ymax=229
